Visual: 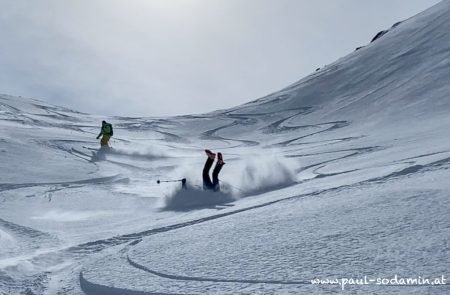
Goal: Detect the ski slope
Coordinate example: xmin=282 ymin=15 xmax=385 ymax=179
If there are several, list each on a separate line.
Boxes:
xmin=1 ymin=1 xmax=450 ymax=294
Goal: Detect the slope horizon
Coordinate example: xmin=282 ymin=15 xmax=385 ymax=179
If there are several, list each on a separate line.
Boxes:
xmin=1 ymin=0 xmax=441 ymax=117
xmin=0 ymin=1 xmax=437 ymax=119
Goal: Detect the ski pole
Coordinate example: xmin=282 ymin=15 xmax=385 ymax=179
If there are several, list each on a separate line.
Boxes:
xmin=157 ymin=178 xmax=187 ymax=189
xmin=156 ymin=178 xmax=186 ymax=184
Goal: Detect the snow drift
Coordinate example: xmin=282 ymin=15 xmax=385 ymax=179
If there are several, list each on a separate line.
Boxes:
xmin=163 ymin=185 xmax=235 ymax=211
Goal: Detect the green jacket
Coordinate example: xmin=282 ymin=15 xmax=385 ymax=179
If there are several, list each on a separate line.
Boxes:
xmin=97 ymin=123 xmax=113 ymax=138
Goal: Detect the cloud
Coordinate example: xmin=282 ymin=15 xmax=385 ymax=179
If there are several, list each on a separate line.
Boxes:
xmin=0 ymin=0 xmax=441 ymax=116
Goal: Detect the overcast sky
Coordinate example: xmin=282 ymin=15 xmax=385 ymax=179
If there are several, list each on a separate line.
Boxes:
xmin=0 ymin=0 xmax=441 ymax=116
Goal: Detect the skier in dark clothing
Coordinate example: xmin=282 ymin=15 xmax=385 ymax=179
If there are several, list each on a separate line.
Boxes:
xmin=203 ymin=149 xmax=225 ymax=191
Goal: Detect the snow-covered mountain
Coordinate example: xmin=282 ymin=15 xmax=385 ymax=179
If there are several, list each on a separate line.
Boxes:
xmin=1 ymin=1 xmax=450 ymax=294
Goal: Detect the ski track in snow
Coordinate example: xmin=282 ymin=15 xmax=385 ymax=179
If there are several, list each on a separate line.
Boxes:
xmin=2 ymin=89 xmax=450 ymax=294
xmin=0 ymin=175 xmax=127 ymax=192
xmin=2 ymin=99 xmax=450 ymax=293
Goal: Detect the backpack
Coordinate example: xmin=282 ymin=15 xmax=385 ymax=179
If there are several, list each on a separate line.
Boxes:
xmin=104 ymin=123 xmax=113 ymax=136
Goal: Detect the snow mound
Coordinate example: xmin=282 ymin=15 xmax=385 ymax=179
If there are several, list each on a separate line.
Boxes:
xmin=163 ymin=186 xmax=235 ymax=211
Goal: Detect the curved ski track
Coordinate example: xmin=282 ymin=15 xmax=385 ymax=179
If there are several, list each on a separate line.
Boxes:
xmin=77 ymin=154 xmax=450 ymax=294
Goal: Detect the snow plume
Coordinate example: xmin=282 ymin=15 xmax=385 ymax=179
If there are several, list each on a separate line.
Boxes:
xmin=160 ymin=150 xmax=297 ymax=209
xmin=163 ymin=185 xmax=235 ymax=211
xmin=161 ymin=156 xmax=235 ymax=211
xmin=110 ymin=145 xmax=167 ymax=160
xmin=226 ymin=151 xmax=297 ymax=197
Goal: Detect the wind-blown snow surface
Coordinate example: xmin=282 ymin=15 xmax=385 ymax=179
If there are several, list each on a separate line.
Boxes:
xmin=1 ymin=2 xmax=450 ymax=294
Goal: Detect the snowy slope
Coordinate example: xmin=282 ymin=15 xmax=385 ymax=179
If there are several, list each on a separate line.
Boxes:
xmin=1 ymin=1 xmax=450 ymax=294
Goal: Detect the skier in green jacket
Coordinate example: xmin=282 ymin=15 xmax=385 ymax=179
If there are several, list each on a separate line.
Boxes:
xmin=96 ymin=120 xmax=113 ymax=147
